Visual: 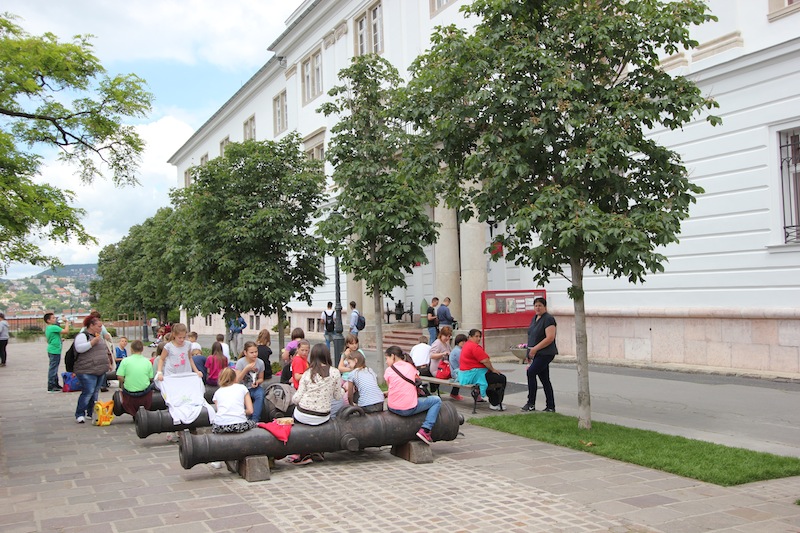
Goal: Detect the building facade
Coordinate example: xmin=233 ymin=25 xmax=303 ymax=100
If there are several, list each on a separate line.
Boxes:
xmin=169 ymin=0 xmax=800 ymax=376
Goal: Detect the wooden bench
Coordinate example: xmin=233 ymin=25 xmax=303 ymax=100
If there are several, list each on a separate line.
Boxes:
xmin=418 ymin=376 xmax=503 ymax=414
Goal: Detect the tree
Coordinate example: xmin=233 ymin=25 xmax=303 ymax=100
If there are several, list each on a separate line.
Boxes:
xmin=402 ymin=0 xmax=720 ymax=428
xmin=318 ymin=54 xmax=439 ymax=378
xmin=0 ymin=14 xmax=153 ymax=273
xmin=167 ymin=135 xmax=327 ymax=350
xmin=95 ymin=207 xmax=176 ymax=321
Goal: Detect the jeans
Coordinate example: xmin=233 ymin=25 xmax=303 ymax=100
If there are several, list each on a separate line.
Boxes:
xmin=0 ymin=339 xmax=7 ymax=364
xmin=389 ymin=395 xmax=442 ymax=431
xmin=324 ymin=331 xmax=333 ymax=350
xmin=248 ymin=385 xmax=265 ymax=422
xmin=527 ymin=353 xmax=556 ymax=410
xmin=427 ymin=327 xmax=438 ymax=344
xmin=75 ymin=373 xmax=104 ymax=418
xmin=48 ymin=352 xmax=61 ymax=389
xmin=230 ymin=332 xmax=243 ymax=358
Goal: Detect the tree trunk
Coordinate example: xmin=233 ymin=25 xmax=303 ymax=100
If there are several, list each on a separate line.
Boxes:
xmin=571 ymin=256 xmax=592 ymax=430
xmin=277 ymin=308 xmax=286 ymax=354
xmin=373 ymin=286 xmax=385 ymax=381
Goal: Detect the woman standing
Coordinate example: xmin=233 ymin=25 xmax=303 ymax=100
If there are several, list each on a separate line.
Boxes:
xmin=0 ymin=312 xmax=8 ymax=367
xmin=521 ymin=297 xmax=558 ymax=413
xmin=73 ymin=316 xmax=114 ymax=423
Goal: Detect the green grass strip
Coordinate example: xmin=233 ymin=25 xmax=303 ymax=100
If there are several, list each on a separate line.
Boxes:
xmin=470 ymin=413 xmax=800 ymax=486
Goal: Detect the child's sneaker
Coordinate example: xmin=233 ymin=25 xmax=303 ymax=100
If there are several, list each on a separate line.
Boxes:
xmin=210 ymin=462 xmax=223 ymax=469
xmin=449 ymin=394 xmax=464 ymax=401
xmin=416 ymin=428 xmax=433 ymax=445
xmin=287 ymin=454 xmax=313 ymax=465
xmin=76 ymin=416 xmax=85 ymax=424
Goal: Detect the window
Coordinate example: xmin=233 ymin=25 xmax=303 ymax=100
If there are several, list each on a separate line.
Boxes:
xmin=220 ymin=136 xmax=230 ymax=156
xmin=200 ymin=153 xmax=209 ymax=166
xmin=255 ymin=316 xmax=260 ymax=330
xmin=301 ymin=49 xmax=323 ymax=104
xmin=307 ymin=318 xmax=316 ymax=332
xmin=204 ymin=315 xmax=212 ymax=327
xmin=274 ymin=90 xmax=288 ymax=134
xmin=430 ymin=0 xmax=458 ymax=17
xmin=249 ymin=315 xmax=255 ymax=330
xmin=355 ymin=2 xmax=384 ymax=56
xmin=184 ymin=169 xmax=191 ymax=187
xmin=243 ymin=115 xmax=256 ymax=141
xmin=779 ymin=127 xmax=800 ymax=243
xmin=304 ymin=129 xmax=326 ymax=161
xmin=769 ymin=0 xmax=800 ymax=21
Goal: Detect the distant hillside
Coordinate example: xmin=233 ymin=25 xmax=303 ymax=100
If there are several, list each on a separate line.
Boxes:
xmin=36 ymin=264 xmax=98 ymax=279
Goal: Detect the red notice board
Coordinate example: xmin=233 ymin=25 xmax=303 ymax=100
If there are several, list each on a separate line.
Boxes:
xmin=481 ymin=289 xmax=547 ymax=346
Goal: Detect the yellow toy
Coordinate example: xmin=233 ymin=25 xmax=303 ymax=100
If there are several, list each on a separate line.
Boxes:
xmin=93 ymin=400 xmax=115 ymax=426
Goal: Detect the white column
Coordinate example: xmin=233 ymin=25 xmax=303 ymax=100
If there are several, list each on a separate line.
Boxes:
xmin=434 ymin=206 xmax=462 ymax=323
xmin=459 ymin=218 xmax=489 ymax=331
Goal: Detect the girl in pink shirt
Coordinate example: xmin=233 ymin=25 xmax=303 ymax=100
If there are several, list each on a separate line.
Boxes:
xmin=383 ymin=346 xmax=441 ymax=444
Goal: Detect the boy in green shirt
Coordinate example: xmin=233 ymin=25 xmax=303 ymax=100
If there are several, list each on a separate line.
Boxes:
xmin=44 ymin=313 xmax=69 ymax=392
xmin=115 ymin=340 xmax=154 ymax=416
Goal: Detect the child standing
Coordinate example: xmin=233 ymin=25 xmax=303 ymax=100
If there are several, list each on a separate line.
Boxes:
xmin=205 ymin=342 xmax=228 ymax=386
xmin=115 ymin=337 xmax=128 ymax=369
xmin=116 ymin=340 xmax=154 ymax=416
xmin=44 ymin=312 xmax=69 ymax=392
xmin=211 ymin=368 xmax=256 ymax=433
xmin=384 ymin=345 xmax=441 ymax=445
xmin=235 ymin=341 xmax=265 ymax=422
xmin=155 ymin=323 xmax=203 ymax=387
xmin=347 ymin=352 xmax=384 ymax=413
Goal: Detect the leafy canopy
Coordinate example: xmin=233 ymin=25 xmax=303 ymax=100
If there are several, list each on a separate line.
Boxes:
xmin=403 ymin=0 xmax=719 ymax=289
xmin=318 ymin=54 xmax=439 ymax=296
xmin=0 ymin=13 xmax=153 ymax=273
xmin=167 ymin=135 xmax=327 ymax=319
xmin=95 ymin=207 xmax=176 ymax=318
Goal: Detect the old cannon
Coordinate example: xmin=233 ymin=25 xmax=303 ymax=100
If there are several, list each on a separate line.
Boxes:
xmin=135 ymin=406 xmax=214 ymax=438
xmin=178 ymin=402 xmax=464 ymax=470
xmin=134 ymin=396 xmax=280 ymax=438
xmin=112 ymin=385 xmax=218 ymax=417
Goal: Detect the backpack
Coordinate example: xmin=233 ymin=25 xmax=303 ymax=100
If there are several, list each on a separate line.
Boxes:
xmin=356 ymin=312 xmax=366 ymax=331
xmin=324 ymin=311 xmax=335 ymax=332
xmin=64 ymin=339 xmax=80 ymax=372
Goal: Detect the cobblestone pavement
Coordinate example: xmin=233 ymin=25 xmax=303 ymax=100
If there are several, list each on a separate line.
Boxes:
xmin=1 ymin=340 xmax=799 ymax=532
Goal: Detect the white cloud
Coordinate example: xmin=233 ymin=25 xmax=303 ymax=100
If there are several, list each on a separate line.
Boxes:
xmin=4 ymin=0 xmax=301 ymax=70
xmin=2 ymin=0 xmax=303 ymax=279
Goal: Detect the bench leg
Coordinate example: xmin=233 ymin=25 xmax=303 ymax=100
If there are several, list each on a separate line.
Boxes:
xmin=470 ymin=385 xmax=480 ymax=414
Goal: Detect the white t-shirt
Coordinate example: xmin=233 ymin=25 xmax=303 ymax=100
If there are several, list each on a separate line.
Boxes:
xmin=409 ymin=343 xmax=431 ymax=367
xmin=162 ymin=340 xmax=194 ymax=377
xmin=221 ymin=342 xmax=231 ymax=361
xmin=213 ymin=384 xmax=249 ymax=425
xmin=190 ymin=341 xmax=202 ymax=355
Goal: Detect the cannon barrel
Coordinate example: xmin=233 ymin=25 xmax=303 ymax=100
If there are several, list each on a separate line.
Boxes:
xmin=135 ymin=396 xmax=278 ymax=438
xmin=179 ymin=402 xmax=464 ymax=469
xmin=135 ymin=406 xmax=213 ymax=438
xmin=112 ymin=385 xmax=218 ymax=417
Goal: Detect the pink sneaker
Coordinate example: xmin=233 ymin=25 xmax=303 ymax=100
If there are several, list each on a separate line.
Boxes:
xmin=449 ymin=394 xmax=464 ymax=401
xmin=416 ymin=428 xmax=433 ymax=444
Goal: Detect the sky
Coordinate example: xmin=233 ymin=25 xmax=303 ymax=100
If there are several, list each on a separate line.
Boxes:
xmin=3 ymin=0 xmax=306 ymax=279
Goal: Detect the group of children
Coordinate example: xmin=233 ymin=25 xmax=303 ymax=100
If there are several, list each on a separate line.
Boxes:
xmin=110 ymin=323 xmax=445 ymax=464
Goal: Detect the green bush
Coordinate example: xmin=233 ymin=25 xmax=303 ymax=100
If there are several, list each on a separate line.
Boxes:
xmin=271 ymin=361 xmax=283 ymax=375
xmin=12 ymin=329 xmax=43 ymax=340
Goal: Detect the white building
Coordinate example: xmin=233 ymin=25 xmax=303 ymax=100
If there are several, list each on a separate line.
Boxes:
xmin=170 ymin=0 xmax=800 ymax=376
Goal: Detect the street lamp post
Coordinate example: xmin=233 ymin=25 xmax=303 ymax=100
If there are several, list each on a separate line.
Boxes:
xmin=142 ymin=309 xmax=149 ymax=343
xmin=332 ymin=254 xmax=344 ymax=367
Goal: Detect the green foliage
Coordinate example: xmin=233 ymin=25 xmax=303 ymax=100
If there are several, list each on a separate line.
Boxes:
xmin=0 ymin=14 xmax=153 ymax=274
xmin=472 ymin=413 xmax=800 ymax=486
xmin=168 ymin=135 xmax=327 ymax=320
xmin=271 ymin=361 xmax=282 ymax=375
xmin=11 ymin=329 xmax=43 ymax=340
xmin=95 ymin=207 xmax=175 ymax=318
xmin=403 ymin=0 xmax=719 ymax=287
xmin=318 ymin=55 xmax=439 ymax=297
